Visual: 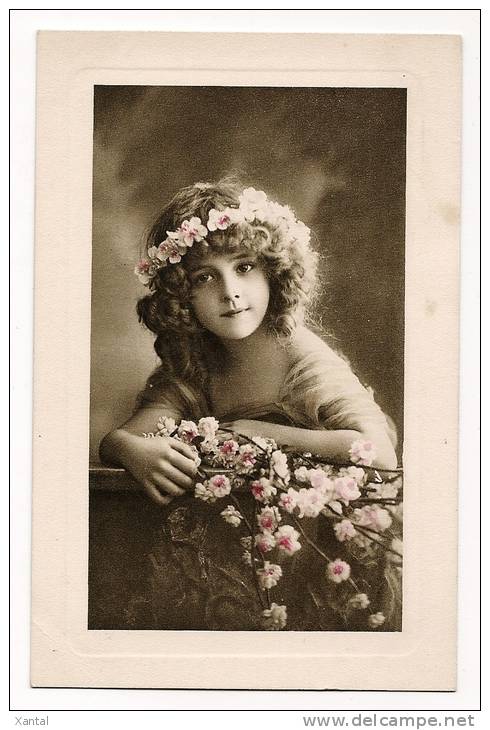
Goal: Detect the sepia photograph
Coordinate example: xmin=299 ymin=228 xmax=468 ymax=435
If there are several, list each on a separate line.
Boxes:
xmin=30 ymin=30 xmax=461 ymax=690
xmin=89 ymin=85 xmax=405 ymax=632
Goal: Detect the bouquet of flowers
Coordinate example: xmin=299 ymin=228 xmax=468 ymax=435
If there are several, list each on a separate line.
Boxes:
xmin=144 ymin=416 xmax=403 ymax=631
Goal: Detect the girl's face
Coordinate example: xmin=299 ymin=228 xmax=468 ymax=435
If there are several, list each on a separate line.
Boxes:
xmin=188 ymin=250 xmax=270 ymax=341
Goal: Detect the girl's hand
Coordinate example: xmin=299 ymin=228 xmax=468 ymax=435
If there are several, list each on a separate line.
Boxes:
xmin=118 ymin=432 xmax=198 ymax=507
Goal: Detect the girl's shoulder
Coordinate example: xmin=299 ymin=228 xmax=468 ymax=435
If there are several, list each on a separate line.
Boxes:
xmin=284 ymin=326 xmax=346 ymax=374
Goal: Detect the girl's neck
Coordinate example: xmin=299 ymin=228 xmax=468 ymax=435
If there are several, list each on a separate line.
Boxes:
xmin=219 ymin=324 xmax=284 ymax=369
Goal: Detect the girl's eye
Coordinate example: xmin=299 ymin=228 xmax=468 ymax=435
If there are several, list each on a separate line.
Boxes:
xmin=236 ymin=262 xmax=255 ymax=274
xmin=193 ymin=272 xmax=213 ymax=285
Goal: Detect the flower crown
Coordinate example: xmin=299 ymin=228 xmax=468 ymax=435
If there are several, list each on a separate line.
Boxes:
xmin=134 ymin=187 xmax=311 ymax=287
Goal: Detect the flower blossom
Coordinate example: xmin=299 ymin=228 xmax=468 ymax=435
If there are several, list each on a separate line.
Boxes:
xmin=352 ymin=504 xmax=392 ymax=532
xmin=296 ymin=487 xmax=329 ymax=519
xmin=349 ymin=593 xmax=370 ymax=610
xmin=333 ymin=519 xmax=357 ymax=542
xmin=207 ymin=474 xmax=232 ymax=499
xmin=157 ymin=238 xmax=188 ymax=264
xmin=134 ymin=259 xmax=158 ymax=285
xmin=327 ymin=558 xmax=351 ymax=583
xmin=156 ymin=416 xmax=177 ymax=436
xmin=207 ymin=208 xmax=234 ymax=231
xmin=238 ymin=187 xmax=269 ymax=222
xmin=179 ymin=217 xmax=207 ymax=246
xmin=220 ymin=505 xmax=243 ymax=527
xmin=236 ymin=444 xmax=257 ymax=472
xmin=262 ymin=602 xmax=287 ymax=630
xmin=257 ymin=506 xmax=281 ymax=533
xmin=294 ymin=466 xmax=310 ymax=483
xmin=270 ymin=450 xmax=290 ymax=483
xmin=177 ymin=420 xmax=199 ymax=443
xmin=218 ymin=439 xmax=240 ymax=465
xmin=250 ymin=477 xmax=277 ymax=503
xmin=197 ymin=416 xmax=219 ymax=441
xmin=368 ymin=612 xmax=386 ymax=628
xmin=274 ymin=525 xmax=301 ymax=555
xmin=308 ymin=468 xmax=333 ymax=492
xmin=349 ymin=439 xmax=376 ymax=467
xmin=194 ymin=482 xmax=214 ymax=502
xmin=257 ymin=562 xmax=283 ymax=590
xmin=251 ymin=435 xmax=276 ymax=454
xmin=334 ymin=476 xmax=362 ymax=504
xmin=338 ymin=465 xmax=367 ymax=485
xmin=278 ymin=488 xmax=299 ymax=514
xmin=254 ymin=532 xmax=276 ymax=554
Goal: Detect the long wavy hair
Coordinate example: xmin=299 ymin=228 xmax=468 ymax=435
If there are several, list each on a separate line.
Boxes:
xmin=136 ymin=179 xmax=319 ymax=411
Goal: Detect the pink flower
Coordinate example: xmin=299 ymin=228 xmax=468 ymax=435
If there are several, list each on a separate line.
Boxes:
xmin=177 ymin=420 xmax=199 ymax=443
xmin=207 ymin=474 xmax=231 ymax=499
xmin=134 ymin=259 xmax=158 ymax=285
xmin=368 ymin=612 xmax=386 ymax=628
xmin=339 ymin=465 xmax=366 ymax=485
xmin=250 ymin=477 xmax=277 ymax=503
xmin=334 ymin=476 xmax=362 ymax=504
xmin=308 ymin=468 xmax=332 ymax=491
xmin=278 ymin=488 xmax=299 ymax=513
xmin=349 ymin=593 xmax=370 ymax=610
xmin=333 ymin=519 xmax=357 ymax=542
xmin=349 ymin=439 xmax=376 ymax=467
xmin=352 ymin=505 xmax=392 ymax=532
xmin=219 ymin=439 xmax=239 ymax=455
xmin=220 ymin=505 xmax=243 ymax=527
xmin=262 ymin=602 xmax=287 ymax=630
xmin=157 ymin=238 xmax=187 ymax=264
xmin=236 ymin=444 xmax=257 ymax=471
xmin=254 ymin=532 xmax=276 ymax=554
xmin=197 ymin=416 xmax=219 ymax=440
xmin=207 ymin=208 xmax=234 ymax=231
xmin=179 ymin=217 xmax=207 ymax=246
xmin=327 ymin=558 xmax=351 ymax=584
xmin=270 ymin=450 xmax=290 ymax=483
xmin=257 ymin=562 xmax=283 ymax=590
xmin=274 ymin=525 xmax=301 ymax=555
xmin=296 ymin=487 xmax=328 ymax=518
xmin=257 ymin=506 xmax=281 ymax=533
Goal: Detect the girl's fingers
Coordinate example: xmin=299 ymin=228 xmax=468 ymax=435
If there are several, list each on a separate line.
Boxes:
xmin=168 ymin=448 xmax=199 ymax=478
xmin=152 ymin=473 xmax=186 ymax=498
xmin=161 ymin=462 xmax=194 ymax=490
xmin=169 ymin=437 xmax=197 ymax=460
xmin=144 ymin=483 xmax=173 ymax=507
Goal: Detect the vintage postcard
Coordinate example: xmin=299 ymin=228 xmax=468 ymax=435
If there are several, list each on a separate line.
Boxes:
xmin=31 ymin=31 xmax=460 ymax=689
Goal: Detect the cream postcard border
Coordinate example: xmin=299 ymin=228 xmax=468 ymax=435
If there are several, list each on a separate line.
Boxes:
xmin=31 ymin=32 xmax=460 ymax=690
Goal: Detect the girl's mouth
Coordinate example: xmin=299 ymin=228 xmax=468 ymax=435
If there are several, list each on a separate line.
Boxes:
xmin=221 ymin=308 xmax=249 ymax=318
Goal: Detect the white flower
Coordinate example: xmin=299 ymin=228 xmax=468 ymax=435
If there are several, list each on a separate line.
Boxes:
xmin=349 ymin=439 xmax=376 ymax=467
xmin=257 ymin=562 xmax=283 ymax=590
xmin=294 ymin=466 xmax=310 ymax=483
xmin=278 ymin=488 xmax=299 ymax=513
xmin=254 ymin=532 xmax=276 ymax=554
xmin=368 ymin=612 xmax=386 ymax=628
xmin=250 ymin=477 xmax=277 ymax=503
xmin=156 ymin=416 xmax=177 ymax=436
xmin=352 ymin=505 xmax=392 ymax=532
xmin=198 ymin=416 xmax=219 ymax=440
xmin=220 ymin=504 xmax=243 ymax=527
xmin=251 ymin=435 xmax=276 ymax=453
xmin=270 ymin=450 xmax=290 ymax=483
xmin=257 ymin=506 xmax=281 ymax=533
xmin=274 ymin=524 xmax=301 ymax=555
xmin=328 ymin=500 xmax=343 ymax=515
xmin=296 ymin=487 xmax=328 ymax=519
xmin=334 ymin=476 xmax=362 ymax=504
xmin=333 ymin=519 xmax=357 ymax=542
xmin=177 ymin=419 xmax=199 ymax=443
xmin=338 ymin=465 xmax=367 ymax=485
xmin=207 ymin=474 xmax=232 ymax=499
xmin=179 ymin=217 xmax=208 ymax=246
xmin=262 ymin=602 xmax=287 ymax=630
xmin=327 ymin=558 xmax=351 ymax=583
xmin=349 ymin=593 xmax=370 ymax=610
xmin=238 ymin=187 xmax=269 ymax=222
xmin=194 ymin=482 xmax=214 ymax=502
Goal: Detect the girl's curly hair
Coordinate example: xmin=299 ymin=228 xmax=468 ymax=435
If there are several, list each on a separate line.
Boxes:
xmin=136 ymin=179 xmax=318 ymax=402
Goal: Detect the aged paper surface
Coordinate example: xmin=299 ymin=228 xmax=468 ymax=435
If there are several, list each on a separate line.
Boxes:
xmin=32 ymin=31 xmax=460 ymax=689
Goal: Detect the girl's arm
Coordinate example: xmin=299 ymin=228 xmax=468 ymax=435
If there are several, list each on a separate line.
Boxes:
xmin=99 ymin=406 xmax=198 ymax=506
xmin=221 ymin=419 xmax=398 ymax=470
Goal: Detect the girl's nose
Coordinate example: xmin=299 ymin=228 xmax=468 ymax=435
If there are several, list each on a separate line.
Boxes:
xmin=221 ymin=273 xmax=241 ymax=302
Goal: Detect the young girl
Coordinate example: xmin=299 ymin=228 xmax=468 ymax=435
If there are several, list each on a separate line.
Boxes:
xmin=100 ymin=179 xmax=397 ymax=507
